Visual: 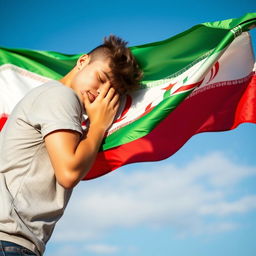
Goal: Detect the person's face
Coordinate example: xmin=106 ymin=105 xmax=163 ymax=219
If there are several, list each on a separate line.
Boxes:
xmin=72 ymin=55 xmax=111 ymax=103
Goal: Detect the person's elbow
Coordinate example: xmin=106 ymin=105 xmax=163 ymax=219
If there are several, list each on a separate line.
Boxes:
xmin=55 ymin=167 xmax=83 ymax=189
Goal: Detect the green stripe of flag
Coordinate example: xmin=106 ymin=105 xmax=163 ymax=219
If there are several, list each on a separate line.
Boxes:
xmin=1 ymin=13 xmax=255 ymax=82
xmin=0 ymin=48 xmax=80 ymax=79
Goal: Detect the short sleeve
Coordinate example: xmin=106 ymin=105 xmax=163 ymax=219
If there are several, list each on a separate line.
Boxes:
xmin=28 ymin=85 xmax=83 ymax=138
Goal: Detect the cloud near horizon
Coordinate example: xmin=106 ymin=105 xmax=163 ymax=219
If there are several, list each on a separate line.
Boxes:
xmin=51 ymin=151 xmax=256 ymax=243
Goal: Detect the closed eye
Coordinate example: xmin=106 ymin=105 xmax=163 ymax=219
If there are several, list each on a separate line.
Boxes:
xmin=97 ymin=74 xmax=105 ymax=84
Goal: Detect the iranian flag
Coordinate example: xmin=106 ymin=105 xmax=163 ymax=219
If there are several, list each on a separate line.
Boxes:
xmin=0 ymin=13 xmax=256 ymax=180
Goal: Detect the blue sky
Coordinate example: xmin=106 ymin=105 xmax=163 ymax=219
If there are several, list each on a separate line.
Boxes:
xmin=1 ymin=1 xmax=256 ymax=256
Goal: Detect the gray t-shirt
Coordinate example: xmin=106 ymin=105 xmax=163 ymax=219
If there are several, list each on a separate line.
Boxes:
xmin=0 ymin=80 xmax=84 ymax=255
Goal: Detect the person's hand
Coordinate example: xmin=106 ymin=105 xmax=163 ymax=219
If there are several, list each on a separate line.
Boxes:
xmin=82 ymin=82 xmax=120 ymax=131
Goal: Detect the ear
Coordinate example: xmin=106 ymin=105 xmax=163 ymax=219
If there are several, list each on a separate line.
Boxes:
xmin=76 ymin=54 xmax=90 ymax=70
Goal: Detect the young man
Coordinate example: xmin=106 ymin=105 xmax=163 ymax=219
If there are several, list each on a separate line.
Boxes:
xmin=0 ymin=35 xmax=142 ymax=256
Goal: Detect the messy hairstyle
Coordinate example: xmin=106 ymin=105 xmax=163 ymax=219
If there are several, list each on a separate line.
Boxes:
xmin=87 ymin=35 xmax=143 ymax=94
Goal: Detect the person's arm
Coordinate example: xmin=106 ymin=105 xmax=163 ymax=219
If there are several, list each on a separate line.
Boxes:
xmin=44 ymin=82 xmax=119 ymax=189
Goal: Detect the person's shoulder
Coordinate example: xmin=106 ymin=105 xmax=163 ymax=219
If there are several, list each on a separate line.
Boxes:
xmin=21 ymin=80 xmax=83 ymax=112
xmin=34 ymin=80 xmax=74 ymax=95
xmin=28 ymin=80 xmax=79 ymax=102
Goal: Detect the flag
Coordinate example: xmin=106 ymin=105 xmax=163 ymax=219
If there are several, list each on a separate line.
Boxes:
xmin=0 ymin=13 xmax=256 ymax=180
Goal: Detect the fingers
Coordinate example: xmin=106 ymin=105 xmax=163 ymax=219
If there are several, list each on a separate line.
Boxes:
xmin=113 ymin=101 xmax=120 ymax=115
xmin=105 ymin=87 xmax=116 ymax=101
xmin=97 ymin=82 xmax=120 ymax=106
xmin=110 ymin=92 xmax=120 ymax=108
xmin=97 ymin=81 xmax=112 ymax=99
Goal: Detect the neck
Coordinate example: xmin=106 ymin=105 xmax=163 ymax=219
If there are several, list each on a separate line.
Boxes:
xmin=59 ymin=68 xmax=77 ymax=88
xmin=59 ymin=68 xmax=84 ymax=104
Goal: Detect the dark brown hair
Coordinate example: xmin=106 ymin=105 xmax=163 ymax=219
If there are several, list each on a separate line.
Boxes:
xmin=88 ymin=35 xmax=143 ymax=94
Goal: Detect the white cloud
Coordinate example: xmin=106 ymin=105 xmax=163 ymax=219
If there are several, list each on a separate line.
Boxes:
xmin=176 ymin=221 xmax=240 ymax=238
xmin=84 ymin=244 xmax=119 ymax=254
xmin=199 ymin=195 xmax=256 ymax=216
xmin=52 ymin=152 xmax=256 ymax=242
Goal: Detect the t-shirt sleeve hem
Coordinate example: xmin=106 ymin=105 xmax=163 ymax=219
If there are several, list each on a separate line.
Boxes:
xmin=42 ymin=124 xmax=83 ymax=138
